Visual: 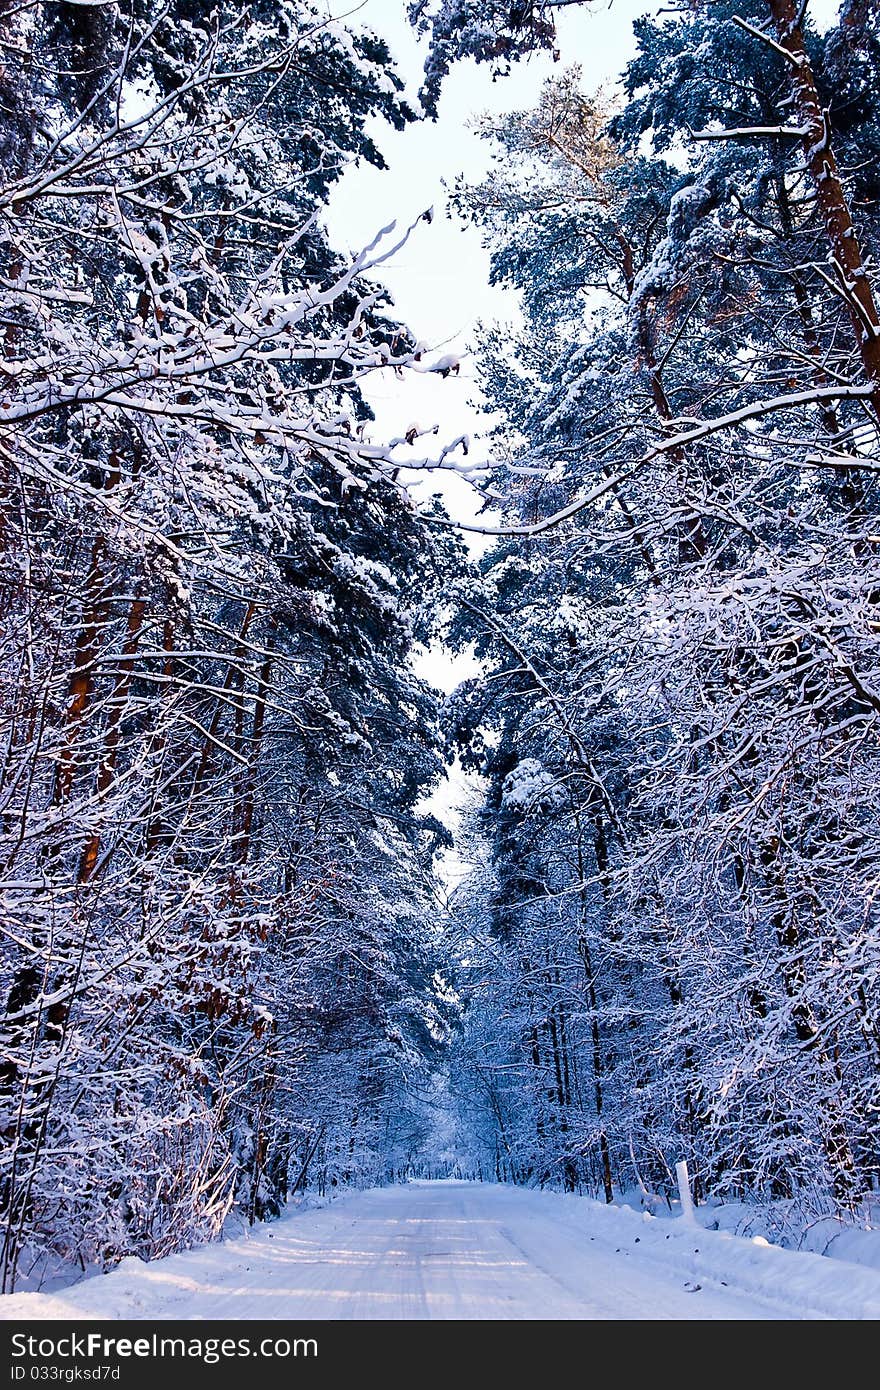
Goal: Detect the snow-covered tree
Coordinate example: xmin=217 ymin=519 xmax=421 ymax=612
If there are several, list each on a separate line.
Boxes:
xmin=440 ymin=3 xmax=880 ymax=1218
xmin=0 ymin=0 xmax=463 ymax=1289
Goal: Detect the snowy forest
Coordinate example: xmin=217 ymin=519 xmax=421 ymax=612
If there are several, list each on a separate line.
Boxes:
xmin=2 ymin=0 xmax=880 ymax=1296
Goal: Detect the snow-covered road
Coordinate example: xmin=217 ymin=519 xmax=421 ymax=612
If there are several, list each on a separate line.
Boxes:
xmin=5 ymin=1180 xmax=880 ymax=1320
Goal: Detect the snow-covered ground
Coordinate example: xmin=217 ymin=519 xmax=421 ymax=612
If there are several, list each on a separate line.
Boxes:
xmin=4 ymin=1181 xmax=880 ymax=1321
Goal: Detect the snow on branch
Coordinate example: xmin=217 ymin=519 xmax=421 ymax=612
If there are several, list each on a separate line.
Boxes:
xmin=430 ymin=383 xmax=879 ymax=537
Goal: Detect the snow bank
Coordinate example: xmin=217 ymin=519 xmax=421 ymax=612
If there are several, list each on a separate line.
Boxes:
xmin=553 ymin=1193 xmax=880 ymax=1320
xmin=3 ymin=1183 xmax=880 ymax=1321
xmin=616 ymin=1185 xmax=880 ymax=1277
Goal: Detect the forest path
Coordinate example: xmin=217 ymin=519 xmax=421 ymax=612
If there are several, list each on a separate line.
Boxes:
xmin=2 ymin=1180 xmax=849 ymax=1320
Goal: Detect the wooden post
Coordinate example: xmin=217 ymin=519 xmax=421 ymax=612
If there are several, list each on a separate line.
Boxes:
xmin=676 ymin=1159 xmax=697 ymax=1224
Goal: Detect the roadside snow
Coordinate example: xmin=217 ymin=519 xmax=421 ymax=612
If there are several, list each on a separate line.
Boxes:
xmin=3 ymin=1181 xmax=879 ymax=1321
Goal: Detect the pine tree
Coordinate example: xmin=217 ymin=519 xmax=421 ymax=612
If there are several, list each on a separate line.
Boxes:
xmin=0 ymin=0 xmax=463 ymax=1288
xmin=439 ymin=6 xmax=880 ymax=1215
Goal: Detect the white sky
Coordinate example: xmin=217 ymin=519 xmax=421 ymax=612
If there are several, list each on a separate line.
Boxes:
xmin=322 ymin=0 xmax=839 ymax=853
xmin=323 ymin=0 xmax=654 ymax=860
xmin=325 ymin=0 xmax=650 ymax=538
xmin=325 ymin=0 xmax=837 ymax=505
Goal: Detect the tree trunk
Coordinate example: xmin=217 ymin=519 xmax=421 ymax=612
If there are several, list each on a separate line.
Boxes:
xmin=78 ymin=596 xmax=147 ymax=882
xmin=766 ymin=0 xmax=880 ymax=412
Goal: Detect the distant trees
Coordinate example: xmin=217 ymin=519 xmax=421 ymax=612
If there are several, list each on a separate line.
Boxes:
xmin=0 ymin=0 xmax=463 ymax=1290
xmin=429 ymin=2 xmax=880 ymax=1218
